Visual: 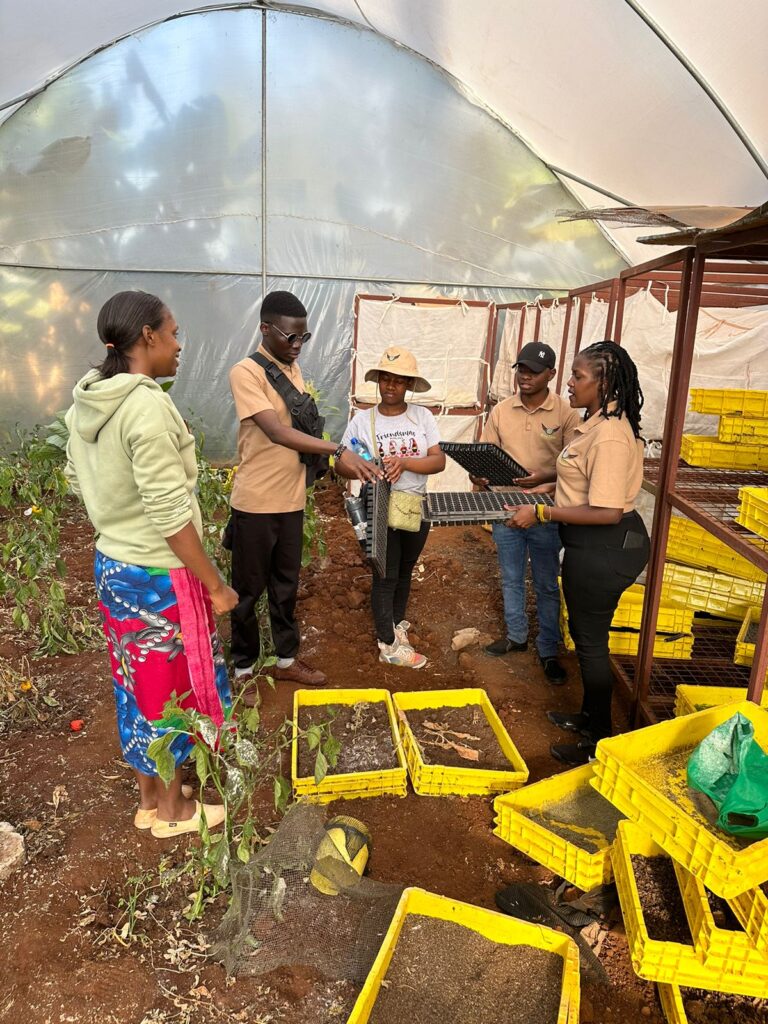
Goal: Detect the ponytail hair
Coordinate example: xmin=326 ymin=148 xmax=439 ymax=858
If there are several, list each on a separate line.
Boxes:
xmin=579 ymin=340 xmax=644 ymax=438
xmin=95 ymin=291 xmax=167 ymax=379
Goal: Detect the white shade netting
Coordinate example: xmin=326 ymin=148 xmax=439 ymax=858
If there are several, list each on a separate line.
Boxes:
xmin=352 ymin=298 xmax=493 ymax=409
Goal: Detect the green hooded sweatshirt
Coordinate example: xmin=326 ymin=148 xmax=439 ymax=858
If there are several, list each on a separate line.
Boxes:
xmin=65 ymin=370 xmax=202 ymax=568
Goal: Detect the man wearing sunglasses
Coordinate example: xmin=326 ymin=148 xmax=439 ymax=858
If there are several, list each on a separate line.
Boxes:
xmin=229 ymin=291 xmax=379 ymax=692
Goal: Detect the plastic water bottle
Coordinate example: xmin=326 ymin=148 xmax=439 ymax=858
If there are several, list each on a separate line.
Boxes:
xmin=349 ymin=437 xmax=373 ymax=461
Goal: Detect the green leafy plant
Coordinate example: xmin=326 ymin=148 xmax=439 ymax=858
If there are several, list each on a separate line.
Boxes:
xmin=147 ymin=674 xmax=339 ymax=920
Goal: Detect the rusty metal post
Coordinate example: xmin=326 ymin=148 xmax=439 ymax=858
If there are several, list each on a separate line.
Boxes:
xmin=557 ymin=298 xmax=573 ymax=391
xmin=632 ymin=249 xmax=702 ymax=722
xmin=613 ymin=276 xmax=628 ymax=344
xmin=747 ymin=590 xmax=768 ymax=704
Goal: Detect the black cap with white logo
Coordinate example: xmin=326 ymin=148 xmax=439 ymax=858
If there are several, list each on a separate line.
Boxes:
xmin=513 ymin=342 xmax=556 ymax=372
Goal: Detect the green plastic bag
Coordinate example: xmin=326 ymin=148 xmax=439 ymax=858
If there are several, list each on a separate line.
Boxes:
xmin=687 ymin=712 xmax=768 ymax=840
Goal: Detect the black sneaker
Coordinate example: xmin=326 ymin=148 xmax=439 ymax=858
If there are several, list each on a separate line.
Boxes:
xmin=539 ymin=656 xmax=567 ymax=685
xmin=484 ymin=637 xmax=527 ymax=657
xmin=550 ymin=740 xmax=597 ymax=766
xmin=547 ymin=710 xmax=593 ymax=736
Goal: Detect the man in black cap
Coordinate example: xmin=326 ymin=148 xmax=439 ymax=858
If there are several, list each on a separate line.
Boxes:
xmin=472 ymin=342 xmax=580 ymax=682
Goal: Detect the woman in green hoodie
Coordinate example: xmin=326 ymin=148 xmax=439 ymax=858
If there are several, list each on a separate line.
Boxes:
xmin=65 ymin=291 xmax=238 ymax=839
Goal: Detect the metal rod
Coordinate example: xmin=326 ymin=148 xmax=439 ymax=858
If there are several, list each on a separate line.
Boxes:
xmin=747 ymin=590 xmax=768 ymax=703
xmin=632 ymin=249 xmax=698 ymax=721
xmin=623 ymin=0 xmax=768 ymax=180
xmin=613 ymin=276 xmax=628 ymax=343
xmin=547 ymin=165 xmax=635 ymax=207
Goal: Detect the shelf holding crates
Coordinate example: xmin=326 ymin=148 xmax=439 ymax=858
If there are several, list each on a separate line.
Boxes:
xmin=666 ymin=516 xmax=767 ymax=583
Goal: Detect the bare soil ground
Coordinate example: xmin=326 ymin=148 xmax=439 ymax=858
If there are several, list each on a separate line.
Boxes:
xmin=0 ymin=483 xmax=665 ymax=1024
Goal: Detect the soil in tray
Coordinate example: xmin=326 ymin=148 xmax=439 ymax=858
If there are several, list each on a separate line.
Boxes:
xmin=367 ymin=914 xmax=563 ymax=1024
xmin=523 ymin=787 xmax=624 ymax=853
xmin=297 ymin=702 xmax=398 ymax=777
xmin=638 ymin=748 xmax=753 ymax=850
xmin=745 ymin=621 xmax=759 ymax=645
xmin=682 ymin=988 xmax=768 ymax=1024
xmin=705 ymin=889 xmax=744 ymax=931
xmin=630 ymin=854 xmax=692 ymax=944
xmin=403 ymin=704 xmax=512 ymax=770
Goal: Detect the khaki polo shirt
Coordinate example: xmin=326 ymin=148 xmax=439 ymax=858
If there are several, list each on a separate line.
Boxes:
xmin=555 ymin=408 xmax=644 ymax=511
xmin=229 ymin=345 xmax=307 ymax=514
xmin=482 ymin=391 xmax=581 ymax=479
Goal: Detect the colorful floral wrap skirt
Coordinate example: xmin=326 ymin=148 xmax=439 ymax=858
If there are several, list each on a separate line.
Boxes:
xmin=95 ymin=552 xmax=231 ymax=775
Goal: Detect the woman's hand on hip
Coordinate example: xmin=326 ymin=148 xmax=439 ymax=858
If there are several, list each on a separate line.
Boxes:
xmin=209 ymin=580 xmax=239 ymax=615
xmin=503 ymin=504 xmax=537 ymax=530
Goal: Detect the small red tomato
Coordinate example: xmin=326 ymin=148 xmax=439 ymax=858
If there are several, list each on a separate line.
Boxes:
xmin=70 ymin=719 xmax=84 ymax=732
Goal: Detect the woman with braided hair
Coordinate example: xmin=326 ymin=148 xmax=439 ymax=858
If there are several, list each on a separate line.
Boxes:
xmin=506 ymin=341 xmax=650 ymax=765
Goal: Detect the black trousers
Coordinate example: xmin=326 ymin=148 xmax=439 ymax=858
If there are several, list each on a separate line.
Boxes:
xmin=560 ymin=511 xmax=650 ymax=740
xmin=230 ymin=507 xmax=304 ymax=669
xmin=371 ymin=521 xmax=431 ymax=645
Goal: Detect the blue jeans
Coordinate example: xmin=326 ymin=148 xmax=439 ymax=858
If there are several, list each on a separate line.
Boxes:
xmin=491 ymin=520 xmax=562 ymax=658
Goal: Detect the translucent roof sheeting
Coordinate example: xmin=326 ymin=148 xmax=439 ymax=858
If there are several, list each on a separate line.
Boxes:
xmin=1 ymin=1 xmax=766 ymax=264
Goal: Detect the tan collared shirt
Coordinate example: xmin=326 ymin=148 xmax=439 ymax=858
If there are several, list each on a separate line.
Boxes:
xmin=229 ymin=344 xmax=307 ymax=514
xmin=555 ymin=407 xmax=644 ymax=511
xmin=482 ymin=391 xmax=581 ymax=478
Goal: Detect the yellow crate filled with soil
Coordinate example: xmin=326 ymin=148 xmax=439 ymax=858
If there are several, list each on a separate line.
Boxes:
xmin=592 ymin=701 xmax=768 ymax=899
xmin=661 ymin=562 xmax=765 ymax=620
xmin=392 ymin=688 xmax=528 ymax=797
xmin=734 ymin=607 xmax=767 ymax=678
xmin=657 ymin=983 xmax=768 ymax=1024
xmin=291 ymin=688 xmax=407 ymax=803
xmin=666 ymin=516 xmax=767 ymax=583
xmin=680 ymin=434 xmax=768 ymax=471
xmin=347 ymin=887 xmax=580 ymax=1024
xmin=674 ymin=685 xmax=768 ymax=717
xmin=611 ymin=822 xmax=768 ymax=996
xmin=689 ymin=388 xmax=768 ymax=418
xmin=718 ymin=415 xmax=768 ymax=444
xmin=737 ymin=486 xmax=768 ymax=541
xmin=493 ymin=764 xmax=621 ymax=890
xmin=674 ymin=862 xmax=768 ymax=993
xmin=730 ymin=882 xmax=768 ymax=959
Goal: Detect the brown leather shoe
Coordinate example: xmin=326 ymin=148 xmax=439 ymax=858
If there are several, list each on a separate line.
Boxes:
xmin=272 ymin=659 xmax=327 ymax=686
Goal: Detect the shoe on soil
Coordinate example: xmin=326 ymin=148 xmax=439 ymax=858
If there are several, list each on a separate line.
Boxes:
xmin=484 ymin=637 xmax=527 ymax=657
xmin=272 ymin=659 xmax=327 ymax=686
xmin=539 ymin=655 xmax=567 ymax=685
xmin=378 ymin=640 xmax=427 ymax=669
xmin=550 ymin=740 xmax=597 ymax=767
xmin=546 ymin=710 xmax=593 ymax=736
xmin=394 ymin=620 xmax=411 ymax=645
xmin=134 ymin=784 xmax=195 ymax=829
xmin=150 ymin=801 xmax=225 ymax=839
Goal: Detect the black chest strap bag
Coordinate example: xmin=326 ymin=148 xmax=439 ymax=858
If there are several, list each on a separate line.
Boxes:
xmin=250 ymin=352 xmax=329 ymax=487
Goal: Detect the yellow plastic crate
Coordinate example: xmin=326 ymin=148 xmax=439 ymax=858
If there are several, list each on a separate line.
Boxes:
xmin=561 ymin=580 xmax=693 ymax=632
xmin=734 ymin=607 xmax=768 ymax=681
xmin=661 ymin=562 xmax=765 ymax=620
xmin=612 ymin=822 xmax=768 ymax=995
xmin=658 ymin=982 xmax=768 ymax=1024
xmin=347 ymin=887 xmax=581 ymax=1024
xmin=493 ymin=764 xmax=620 ymax=890
xmin=592 ymin=701 xmax=768 ymax=899
xmin=731 ymin=883 xmax=768 ymax=958
xmin=291 ymin=688 xmax=407 ymax=803
xmin=675 ymin=862 xmax=768 ymax=992
xmin=561 ymin=616 xmax=693 ymax=659
xmin=689 ymin=388 xmax=768 ymax=418
xmin=674 ymin=685 xmax=768 ymax=717
xmin=737 ymin=486 xmax=768 ymax=541
xmin=392 ymin=688 xmax=528 ymax=797
xmin=680 ymin=434 xmax=768 ymax=471
xmin=718 ymin=415 xmax=768 ymax=444
xmin=666 ymin=516 xmax=767 ymax=583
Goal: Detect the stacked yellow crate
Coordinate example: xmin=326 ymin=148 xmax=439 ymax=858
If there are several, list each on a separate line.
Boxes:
xmin=591 ymin=703 xmax=768 ymax=1022
xmin=682 ymin=388 xmax=768 ymax=470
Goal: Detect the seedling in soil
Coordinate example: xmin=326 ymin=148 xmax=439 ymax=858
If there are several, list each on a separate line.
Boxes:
xmin=297 ymin=701 xmax=397 ymax=778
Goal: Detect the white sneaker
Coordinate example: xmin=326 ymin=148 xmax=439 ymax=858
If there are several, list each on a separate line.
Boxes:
xmin=378 ymin=639 xmax=427 ymax=669
xmin=394 ymin=620 xmax=411 ymax=645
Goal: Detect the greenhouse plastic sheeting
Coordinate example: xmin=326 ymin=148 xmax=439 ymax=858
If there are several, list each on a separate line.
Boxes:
xmin=489 ymin=308 xmax=523 ymax=401
xmin=352 ymin=298 xmax=492 ymax=408
xmin=0 ymin=265 xmax=532 ymax=460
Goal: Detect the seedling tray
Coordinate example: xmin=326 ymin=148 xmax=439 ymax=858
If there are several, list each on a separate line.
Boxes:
xmin=674 ymin=684 xmax=768 ymax=717
xmin=291 ymin=688 xmax=407 ymax=803
xmin=347 ymin=887 xmax=580 ymax=1024
xmin=393 ymin=688 xmax=528 ymax=796
xmin=593 ymin=701 xmax=768 ymax=898
xmin=494 ymin=764 xmax=621 ymax=890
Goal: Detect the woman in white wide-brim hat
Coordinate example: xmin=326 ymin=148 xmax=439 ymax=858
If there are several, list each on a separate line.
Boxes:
xmin=338 ymin=346 xmax=445 ymax=668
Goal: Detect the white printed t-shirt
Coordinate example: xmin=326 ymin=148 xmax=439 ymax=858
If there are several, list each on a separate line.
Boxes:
xmin=343 ymin=405 xmax=441 ymax=495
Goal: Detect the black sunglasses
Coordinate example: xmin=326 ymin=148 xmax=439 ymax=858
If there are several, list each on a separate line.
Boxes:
xmin=271 ymin=324 xmax=312 ymax=345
